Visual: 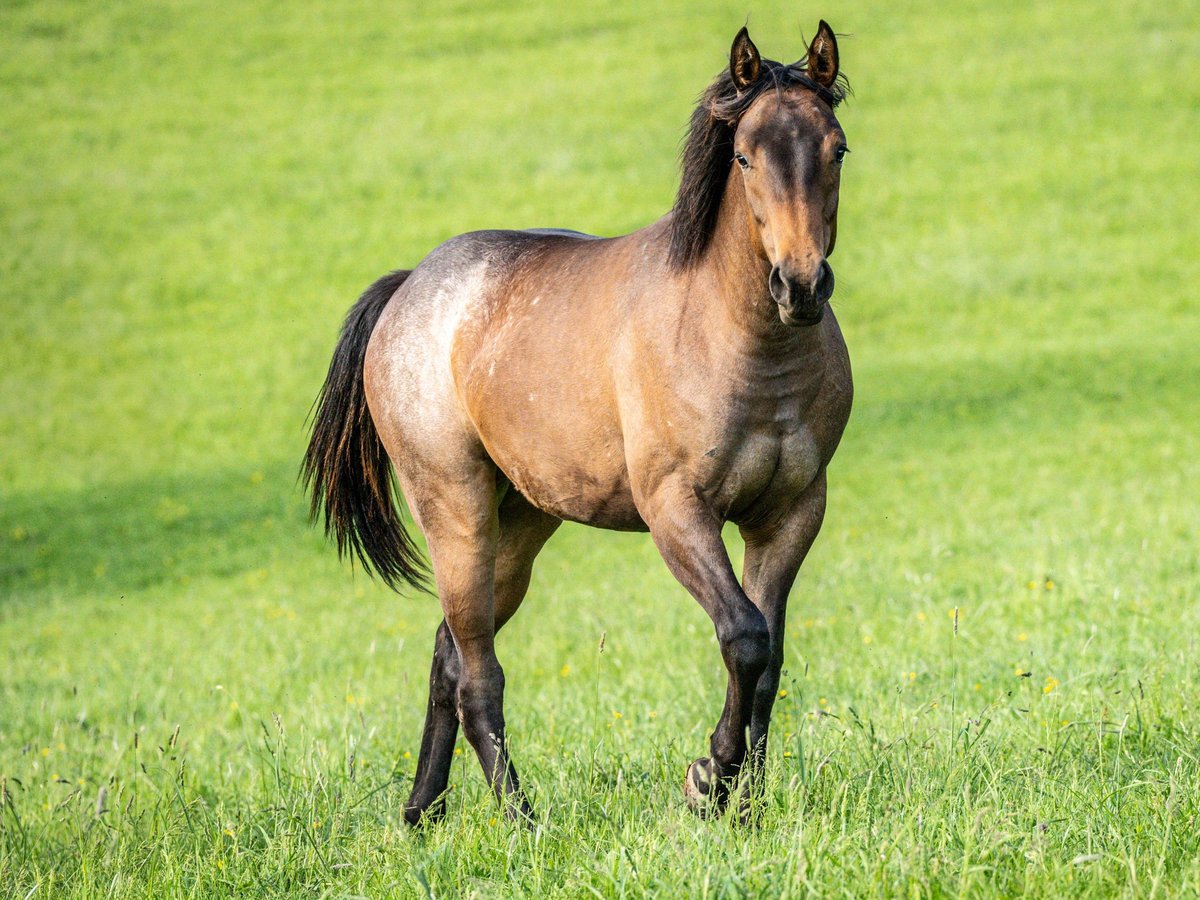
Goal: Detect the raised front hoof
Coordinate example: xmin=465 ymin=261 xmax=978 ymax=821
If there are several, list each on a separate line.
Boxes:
xmin=684 ymin=758 xmax=728 ymax=818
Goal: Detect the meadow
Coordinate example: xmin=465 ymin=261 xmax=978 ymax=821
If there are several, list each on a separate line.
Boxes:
xmin=2 ymin=0 xmax=1198 ymax=896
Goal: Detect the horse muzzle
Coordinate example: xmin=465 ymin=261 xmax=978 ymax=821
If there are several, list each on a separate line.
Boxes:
xmin=770 ymin=260 xmax=834 ymax=327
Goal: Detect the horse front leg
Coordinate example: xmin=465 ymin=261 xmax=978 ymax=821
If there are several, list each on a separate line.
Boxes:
xmin=738 ymin=473 xmax=828 ymax=813
xmin=642 ymin=486 xmax=771 ymax=817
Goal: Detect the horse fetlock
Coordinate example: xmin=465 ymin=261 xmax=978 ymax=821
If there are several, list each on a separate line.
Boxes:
xmin=404 ymin=794 xmax=447 ymax=828
xmin=505 ymin=794 xmax=537 ymax=827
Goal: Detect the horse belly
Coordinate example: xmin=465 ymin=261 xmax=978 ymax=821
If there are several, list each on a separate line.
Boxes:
xmin=462 ymin=356 xmax=644 ymax=530
xmin=486 ymin=427 xmax=644 ymax=530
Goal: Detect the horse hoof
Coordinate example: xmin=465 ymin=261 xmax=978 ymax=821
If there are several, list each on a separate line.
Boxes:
xmin=684 ymin=758 xmax=723 ymax=817
xmin=507 ymin=798 xmax=537 ymax=829
xmin=734 ymin=793 xmax=759 ymax=828
xmin=404 ymin=795 xmax=447 ymax=828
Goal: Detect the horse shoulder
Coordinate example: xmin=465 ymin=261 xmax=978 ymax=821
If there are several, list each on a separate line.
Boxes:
xmin=812 ymin=310 xmax=854 ymax=465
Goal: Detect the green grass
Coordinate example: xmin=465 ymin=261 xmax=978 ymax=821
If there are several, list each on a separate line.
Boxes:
xmin=2 ymin=0 xmax=1199 ymax=895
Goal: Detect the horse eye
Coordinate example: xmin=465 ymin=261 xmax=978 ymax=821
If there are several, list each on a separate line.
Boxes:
xmin=734 ymin=152 xmax=750 ymax=170
xmin=835 ymin=146 xmax=849 ymax=164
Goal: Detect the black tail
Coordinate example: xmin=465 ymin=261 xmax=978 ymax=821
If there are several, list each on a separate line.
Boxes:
xmin=302 ymin=270 xmax=431 ymax=593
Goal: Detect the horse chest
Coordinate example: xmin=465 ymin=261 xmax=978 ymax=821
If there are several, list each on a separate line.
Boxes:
xmin=702 ymin=419 xmax=823 ymax=519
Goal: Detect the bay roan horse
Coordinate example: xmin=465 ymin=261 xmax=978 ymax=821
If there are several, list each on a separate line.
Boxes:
xmin=304 ymin=22 xmax=852 ymax=824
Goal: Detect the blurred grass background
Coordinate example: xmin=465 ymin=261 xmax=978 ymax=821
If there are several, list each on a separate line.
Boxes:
xmin=1 ymin=0 xmax=1198 ymax=896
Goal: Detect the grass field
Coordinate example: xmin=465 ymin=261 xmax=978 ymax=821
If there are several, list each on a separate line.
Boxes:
xmin=2 ymin=0 xmax=1199 ymax=895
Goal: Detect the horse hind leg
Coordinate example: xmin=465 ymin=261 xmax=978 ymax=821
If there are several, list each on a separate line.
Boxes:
xmin=404 ymin=619 xmax=460 ymax=826
xmin=404 ymin=486 xmax=560 ymax=826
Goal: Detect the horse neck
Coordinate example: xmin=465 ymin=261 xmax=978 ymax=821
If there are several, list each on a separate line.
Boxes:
xmin=694 ymin=169 xmax=824 ymax=360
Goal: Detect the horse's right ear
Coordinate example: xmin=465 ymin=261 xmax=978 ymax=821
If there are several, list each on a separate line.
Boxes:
xmin=729 ymin=27 xmax=761 ymax=92
xmin=805 ymin=20 xmax=839 ymax=88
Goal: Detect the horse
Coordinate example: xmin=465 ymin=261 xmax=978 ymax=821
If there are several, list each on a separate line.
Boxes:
xmin=303 ymin=21 xmax=853 ymax=824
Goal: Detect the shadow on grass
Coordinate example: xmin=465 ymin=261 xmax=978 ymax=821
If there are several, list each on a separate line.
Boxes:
xmin=0 ymin=460 xmax=338 ymax=605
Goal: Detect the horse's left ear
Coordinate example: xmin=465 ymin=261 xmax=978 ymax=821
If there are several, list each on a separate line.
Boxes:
xmin=806 ymin=20 xmax=839 ymax=88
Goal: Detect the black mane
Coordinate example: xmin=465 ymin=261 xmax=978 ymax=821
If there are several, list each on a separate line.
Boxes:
xmin=667 ymin=59 xmax=849 ymax=271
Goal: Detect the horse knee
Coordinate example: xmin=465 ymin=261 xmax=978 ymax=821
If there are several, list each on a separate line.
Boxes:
xmin=721 ymin=613 xmax=771 ymax=681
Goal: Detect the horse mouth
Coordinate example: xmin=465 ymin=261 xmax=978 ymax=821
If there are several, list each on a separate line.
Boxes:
xmin=779 ymin=306 xmax=826 ymax=327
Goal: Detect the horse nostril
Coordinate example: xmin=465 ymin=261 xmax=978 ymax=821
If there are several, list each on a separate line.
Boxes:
xmin=769 ymin=264 xmax=790 ymax=306
xmin=815 ymin=260 xmax=835 ymax=302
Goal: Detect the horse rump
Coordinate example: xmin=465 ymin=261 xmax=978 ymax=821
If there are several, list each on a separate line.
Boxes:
xmin=301 ymin=270 xmax=430 ymax=593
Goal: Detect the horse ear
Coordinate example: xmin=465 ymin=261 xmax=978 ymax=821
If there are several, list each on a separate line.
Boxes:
xmin=806 ymin=20 xmax=839 ymax=88
xmin=729 ymin=27 xmax=761 ymax=92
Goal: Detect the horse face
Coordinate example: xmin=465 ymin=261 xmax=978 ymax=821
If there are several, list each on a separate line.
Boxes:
xmin=730 ymin=24 xmax=847 ymax=327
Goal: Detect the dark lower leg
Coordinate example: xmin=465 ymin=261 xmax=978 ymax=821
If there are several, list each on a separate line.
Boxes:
xmin=456 ymin=643 xmax=531 ymax=821
xmin=405 ymin=621 xmax=460 ymax=825
xmin=687 ymin=612 xmax=770 ymax=809
xmin=727 ymin=632 xmax=784 ymax=823
xmin=748 ymin=627 xmax=786 ymax=768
